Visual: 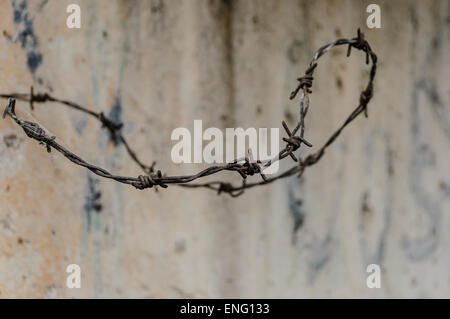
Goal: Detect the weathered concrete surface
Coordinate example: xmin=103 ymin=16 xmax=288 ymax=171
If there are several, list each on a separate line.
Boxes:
xmin=0 ymin=0 xmax=449 ymax=298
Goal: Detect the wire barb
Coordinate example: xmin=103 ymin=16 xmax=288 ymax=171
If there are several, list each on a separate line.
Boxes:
xmin=347 ymin=28 xmax=371 ymax=64
xmin=290 ymin=63 xmax=318 ymax=100
xmin=132 ymin=171 xmax=168 ymax=190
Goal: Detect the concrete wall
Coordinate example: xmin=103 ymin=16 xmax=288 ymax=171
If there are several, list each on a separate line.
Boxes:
xmin=0 ymin=0 xmax=449 ymax=298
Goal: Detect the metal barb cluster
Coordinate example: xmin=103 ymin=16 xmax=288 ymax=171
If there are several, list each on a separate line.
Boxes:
xmin=133 ymin=171 xmax=168 ymax=190
xmin=347 ymin=28 xmax=371 ymax=64
xmin=281 ymin=120 xmax=312 ymax=162
xmin=290 ymin=63 xmax=317 ymax=99
xmin=1 ymin=29 xmax=377 ymax=197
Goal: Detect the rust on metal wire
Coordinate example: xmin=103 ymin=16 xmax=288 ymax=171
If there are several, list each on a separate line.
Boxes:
xmin=1 ymin=29 xmax=377 ymax=197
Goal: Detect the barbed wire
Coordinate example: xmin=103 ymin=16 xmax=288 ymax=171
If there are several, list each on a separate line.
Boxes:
xmin=1 ymin=29 xmax=377 ymax=197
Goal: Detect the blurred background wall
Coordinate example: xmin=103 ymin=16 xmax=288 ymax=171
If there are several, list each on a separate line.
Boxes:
xmin=0 ymin=0 xmax=449 ymax=298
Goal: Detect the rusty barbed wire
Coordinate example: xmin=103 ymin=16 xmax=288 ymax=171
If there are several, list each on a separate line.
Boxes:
xmin=1 ymin=29 xmax=377 ymax=197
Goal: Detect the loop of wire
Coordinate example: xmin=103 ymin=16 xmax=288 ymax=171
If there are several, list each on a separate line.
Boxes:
xmin=1 ymin=29 xmax=377 ymax=197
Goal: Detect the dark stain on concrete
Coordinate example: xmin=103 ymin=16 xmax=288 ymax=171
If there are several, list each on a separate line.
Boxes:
xmin=288 ymin=178 xmax=306 ymax=245
xmin=440 ymin=181 xmax=450 ymax=198
xmin=289 ymin=193 xmax=304 ymax=242
xmin=11 ymin=0 xmax=44 ymax=81
xmin=421 ymin=81 xmax=450 ymax=141
xmin=335 ymin=74 xmax=343 ymax=91
xmin=358 ymin=131 xmax=394 ymax=266
xmin=3 ymin=133 xmax=22 ymax=149
xmin=71 ymin=111 xmax=88 ymax=135
xmin=360 ymin=191 xmax=371 ymax=216
xmin=409 ymin=5 xmax=419 ymax=32
xmin=386 ymin=146 xmax=394 ymax=177
xmin=287 ymin=40 xmax=304 ymax=64
xmin=334 ymin=27 xmax=342 ymax=38
xmin=37 ymin=0 xmax=48 ymax=11
xmin=151 ymin=0 xmax=165 ymax=14
xmin=307 ymin=234 xmax=332 ymax=284
xmin=222 ymin=0 xmax=235 ymax=126
xmin=284 ymin=110 xmax=294 ymax=125
xmin=221 ymin=0 xmax=232 ymax=7
xmin=84 ymin=174 xmax=102 ymax=231
xmin=107 ymin=94 xmax=123 ymax=145
xmin=174 ymin=238 xmax=186 ymax=254
xmin=402 ymin=78 xmax=442 ymax=262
